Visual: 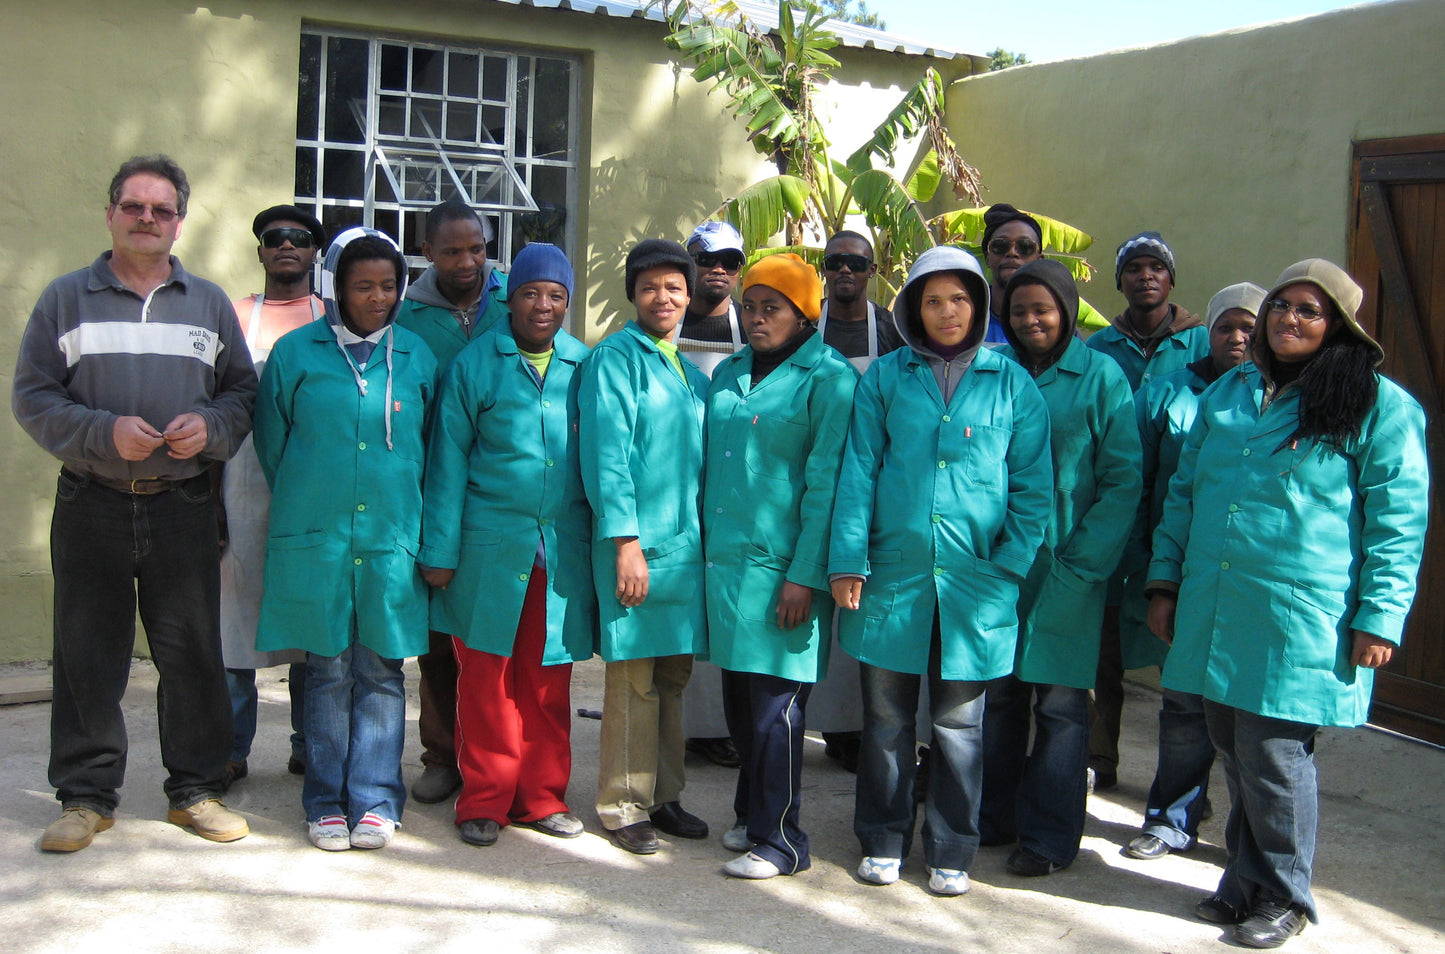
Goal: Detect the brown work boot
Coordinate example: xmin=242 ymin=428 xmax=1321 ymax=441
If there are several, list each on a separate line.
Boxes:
xmin=41 ymin=806 xmax=115 ymax=852
xmin=167 ymin=798 xmax=249 ymax=842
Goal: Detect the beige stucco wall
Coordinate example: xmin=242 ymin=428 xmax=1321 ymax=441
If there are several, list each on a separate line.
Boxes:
xmin=947 ymin=0 xmax=1445 ymax=319
xmin=0 ymin=0 xmax=967 ymax=660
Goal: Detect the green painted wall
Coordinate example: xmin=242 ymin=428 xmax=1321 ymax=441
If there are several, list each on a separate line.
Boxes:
xmin=947 ymin=0 xmax=1445 ymax=321
xmin=0 ymin=0 xmax=967 ymax=660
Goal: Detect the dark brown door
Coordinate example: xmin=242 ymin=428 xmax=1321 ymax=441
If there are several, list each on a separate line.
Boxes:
xmin=1349 ymin=134 xmax=1445 ymax=745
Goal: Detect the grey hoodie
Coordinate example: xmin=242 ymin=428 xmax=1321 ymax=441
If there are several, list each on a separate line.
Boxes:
xmin=892 ymin=246 xmax=991 ymax=403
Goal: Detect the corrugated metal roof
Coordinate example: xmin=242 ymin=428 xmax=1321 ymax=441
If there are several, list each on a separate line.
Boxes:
xmin=483 ymin=0 xmax=972 ymax=60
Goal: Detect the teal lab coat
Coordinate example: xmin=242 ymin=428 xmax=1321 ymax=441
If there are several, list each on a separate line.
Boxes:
xmin=1119 ymin=362 xmax=1211 ymax=670
xmin=395 ymin=269 xmax=509 ymax=371
xmin=702 ymin=332 xmax=857 ymax=683
xmin=829 ymin=346 xmax=1053 ymax=680
xmin=579 ymin=322 xmax=710 ymax=661
xmin=253 ymin=321 xmax=437 ymax=659
xmin=1152 ymin=364 xmax=1429 ymax=727
xmin=1086 ymin=314 xmax=1209 ymax=390
xmin=420 ymin=322 xmax=595 ymax=665
xmin=1000 ymin=339 xmax=1142 ymax=688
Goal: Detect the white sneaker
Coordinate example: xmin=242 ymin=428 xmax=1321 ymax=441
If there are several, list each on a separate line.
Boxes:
xmin=722 ymin=851 xmax=783 ymax=880
xmin=308 ymin=815 xmax=350 ymax=851
xmin=857 ymin=856 xmax=901 ymax=885
xmin=722 ymin=824 xmax=751 ymax=852
xmin=928 ymin=867 xmax=971 ymax=896
xmin=349 ymin=812 xmax=396 ymax=849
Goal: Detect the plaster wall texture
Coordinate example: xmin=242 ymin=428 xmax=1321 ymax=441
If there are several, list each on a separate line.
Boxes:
xmin=0 ymin=0 xmax=966 ymax=660
xmin=946 ymin=0 xmax=1445 ymax=320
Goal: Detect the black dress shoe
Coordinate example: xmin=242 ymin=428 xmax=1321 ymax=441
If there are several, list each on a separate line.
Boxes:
xmin=1194 ymin=893 xmax=1245 ymax=925
xmin=649 ymin=801 xmax=709 ymax=839
xmin=612 ymin=820 xmax=659 ymax=854
xmin=286 ymin=756 xmax=306 ymax=776
xmin=1124 ymin=833 xmax=1173 ymax=860
xmin=1234 ymin=900 xmax=1307 ymax=948
xmin=1006 ymin=846 xmax=1065 ymax=877
xmin=685 ymin=737 xmax=741 ymax=768
xmin=459 ymin=818 xmax=500 ymax=847
xmin=822 ymin=732 xmax=860 ymax=773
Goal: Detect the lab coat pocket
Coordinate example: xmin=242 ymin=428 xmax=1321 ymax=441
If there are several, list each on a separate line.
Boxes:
xmin=263 ymin=530 xmax=329 ymax=603
xmin=737 ymin=549 xmax=791 ymax=623
xmin=1283 ymin=582 xmax=1350 ymax=673
xmin=643 ymin=530 xmax=695 ymax=563
xmin=963 ymin=423 xmax=1009 ymax=488
xmin=744 ymin=414 xmax=808 ymax=482
xmin=972 ymin=556 xmax=1020 ymax=634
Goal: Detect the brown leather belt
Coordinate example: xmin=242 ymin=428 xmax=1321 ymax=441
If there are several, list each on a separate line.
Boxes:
xmin=62 ymin=468 xmax=192 ymax=495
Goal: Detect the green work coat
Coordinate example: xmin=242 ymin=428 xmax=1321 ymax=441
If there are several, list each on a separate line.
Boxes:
xmin=1152 ymin=364 xmax=1428 ymax=727
xmin=420 ymin=322 xmax=595 ymax=665
xmin=395 ymin=269 xmax=509 ymax=372
xmin=702 ymin=332 xmax=857 ymax=683
xmin=1086 ymin=313 xmax=1209 ymax=390
xmin=1119 ymin=362 xmax=1212 ymax=670
xmin=253 ymin=321 xmax=437 ymax=659
xmin=579 ymin=321 xmax=709 ymax=661
xmin=1000 ymin=340 xmax=1142 ymax=688
xmin=829 ymin=346 xmax=1053 ymax=679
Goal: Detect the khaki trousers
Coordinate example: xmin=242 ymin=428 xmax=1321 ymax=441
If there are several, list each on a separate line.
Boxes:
xmin=595 ymin=655 xmax=693 ymax=829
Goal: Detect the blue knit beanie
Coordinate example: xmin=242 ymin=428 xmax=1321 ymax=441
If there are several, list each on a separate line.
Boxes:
xmin=508 ymin=242 xmax=574 ymax=300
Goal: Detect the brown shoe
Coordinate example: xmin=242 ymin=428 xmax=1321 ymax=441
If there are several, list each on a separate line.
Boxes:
xmin=41 ymin=806 xmax=114 ymax=852
xmin=167 ymin=798 xmax=249 ymax=842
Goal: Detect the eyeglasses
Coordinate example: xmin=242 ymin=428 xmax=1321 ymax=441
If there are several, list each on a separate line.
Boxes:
xmin=693 ymin=251 xmax=745 ymax=271
xmin=260 ymin=227 xmax=316 ymax=249
xmin=986 ymin=237 xmax=1039 ymax=257
xmin=114 ymin=202 xmax=180 ymax=224
xmin=1265 ymin=299 xmax=1329 ymax=323
xmin=822 ymin=253 xmax=872 ymax=273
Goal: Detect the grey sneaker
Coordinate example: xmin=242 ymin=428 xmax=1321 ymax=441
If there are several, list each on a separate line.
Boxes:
xmin=41 ymin=807 xmax=114 ymax=852
xmin=722 ymin=823 xmax=751 ymax=852
xmin=515 ymin=811 xmax=584 ymax=838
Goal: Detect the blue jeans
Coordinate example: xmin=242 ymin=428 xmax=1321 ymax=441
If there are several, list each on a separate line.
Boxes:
xmin=722 ymin=669 xmax=813 ymax=874
xmin=856 ymin=653 xmax=986 ymax=872
xmin=226 ymin=663 xmax=307 ymax=763
xmin=1205 ymin=700 xmax=1320 ymax=922
xmin=48 ymin=470 xmax=230 ymax=813
xmin=303 ymin=643 xmax=407 ymax=824
xmin=1141 ymin=687 xmax=1214 ymax=848
xmin=980 ymin=676 xmax=1089 ymax=866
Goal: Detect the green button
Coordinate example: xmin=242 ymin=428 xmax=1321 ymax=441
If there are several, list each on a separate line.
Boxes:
xmin=542 ymin=400 xmax=551 ymax=407
xmin=1242 ymin=448 xmax=1251 ymax=456
xmin=1228 ymin=503 xmax=1238 ymax=513
xmin=937 ymin=460 xmax=947 ymax=469
xmin=358 ymin=441 xmax=367 ymax=450
xmin=933 ymin=567 xmax=944 ymax=576
xmin=932 ymin=514 xmax=942 ymax=523
xmin=942 ymin=415 xmax=951 ymax=422
xmin=353 ymin=558 xmax=363 ymax=566
xmin=357 ymin=504 xmax=366 ymax=512
xmin=545 ymin=459 xmax=555 ymax=467
xmin=519 ymin=573 xmax=529 ymax=581
xmin=1221 ymin=561 xmax=1230 ymax=570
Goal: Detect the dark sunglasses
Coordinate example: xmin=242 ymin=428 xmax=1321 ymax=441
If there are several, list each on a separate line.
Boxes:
xmin=986 ymin=237 xmax=1039 ymax=257
xmin=260 ymin=227 xmax=316 ymax=249
xmin=692 ymin=250 xmax=745 ymax=271
xmin=822 ymin=253 xmax=872 ymax=273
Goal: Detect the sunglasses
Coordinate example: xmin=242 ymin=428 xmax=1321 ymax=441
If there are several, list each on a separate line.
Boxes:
xmin=693 ymin=251 xmax=745 ymax=271
xmin=822 ymin=253 xmax=872 ymax=273
xmin=260 ymin=227 xmax=317 ymax=249
xmin=986 ymin=237 xmax=1039 ymax=257
xmin=114 ymin=201 xmax=180 ymax=224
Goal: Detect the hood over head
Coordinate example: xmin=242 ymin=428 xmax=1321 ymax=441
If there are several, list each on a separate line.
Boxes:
xmin=893 ymin=245 xmax=990 ymax=355
xmin=1001 ymin=258 xmax=1078 ymax=370
xmin=320 ymin=227 xmax=407 ymax=330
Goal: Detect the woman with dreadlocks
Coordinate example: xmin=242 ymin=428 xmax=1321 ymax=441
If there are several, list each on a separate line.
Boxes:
xmin=1144 ymin=260 xmax=1428 ymax=949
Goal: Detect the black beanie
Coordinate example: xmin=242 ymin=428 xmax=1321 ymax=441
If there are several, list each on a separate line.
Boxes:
xmin=1114 ymin=231 xmax=1177 ymax=289
xmin=981 ymin=203 xmax=1043 ymax=250
xmin=625 ymin=239 xmax=697 ymax=302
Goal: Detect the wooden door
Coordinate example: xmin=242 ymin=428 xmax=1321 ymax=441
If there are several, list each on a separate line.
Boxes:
xmin=1349 ymin=134 xmax=1445 ymax=745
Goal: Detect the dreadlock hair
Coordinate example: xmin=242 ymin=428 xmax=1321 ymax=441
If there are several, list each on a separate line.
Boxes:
xmin=1276 ymin=334 xmax=1379 ymax=453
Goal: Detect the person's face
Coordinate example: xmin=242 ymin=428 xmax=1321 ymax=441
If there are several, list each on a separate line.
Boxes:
xmin=918 ymin=273 xmax=974 ymax=347
xmin=1008 ymin=283 xmax=1063 ymax=357
xmin=741 ymin=284 xmax=805 ymax=353
xmin=1210 ymin=308 xmax=1256 ymax=371
xmin=633 ymin=265 xmax=691 ymax=338
xmin=509 ymin=281 xmax=569 ymax=353
xmin=822 ymin=237 xmax=876 ymax=306
xmin=106 ymin=173 xmax=183 ymax=258
xmin=1265 ymin=283 xmax=1336 ymax=364
xmin=984 ymin=221 xmax=1041 ymax=289
xmin=256 ymin=218 xmax=317 ymax=284
xmin=1120 ymin=256 xmax=1173 ymax=310
xmin=424 ymin=217 xmax=488 ymax=301
xmin=340 ymin=258 xmax=399 ymax=336
xmin=689 ymin=244 xmax=743 ymax=304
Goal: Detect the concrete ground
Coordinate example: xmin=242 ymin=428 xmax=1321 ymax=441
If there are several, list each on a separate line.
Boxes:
xmin=1 ymin=659 xmax=1441 ymax=954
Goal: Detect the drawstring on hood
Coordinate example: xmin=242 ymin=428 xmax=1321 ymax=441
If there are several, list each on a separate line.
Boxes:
xmin=893 ymin=246 xmax=990 ymax=401
xmin=321 ymin=227 xmax=408 ymax=451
